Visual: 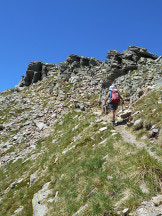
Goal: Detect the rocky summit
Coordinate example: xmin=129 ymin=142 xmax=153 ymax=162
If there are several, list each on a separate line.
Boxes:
xmin=0 ymin=46 xmax=162 ymax=216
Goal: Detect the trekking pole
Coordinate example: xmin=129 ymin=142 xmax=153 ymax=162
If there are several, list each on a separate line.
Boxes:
xmin=122 ymin=101 xmax=124 ymax=113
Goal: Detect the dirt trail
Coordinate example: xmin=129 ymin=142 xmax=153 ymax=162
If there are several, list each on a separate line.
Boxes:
xmin=116 ymin=124 xmax=160 ymax=161
xmin=93 ymin=108 xmax=161 ymax=161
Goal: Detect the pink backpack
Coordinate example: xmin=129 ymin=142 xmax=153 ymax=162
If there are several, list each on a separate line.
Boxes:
xmin=111 ymin=89 xmax=120 ymax=104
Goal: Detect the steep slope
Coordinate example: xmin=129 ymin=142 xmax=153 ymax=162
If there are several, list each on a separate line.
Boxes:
xmin=0 ymin=46 xmax=161 ymax=216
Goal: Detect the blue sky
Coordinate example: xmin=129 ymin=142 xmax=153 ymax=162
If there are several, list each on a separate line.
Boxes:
xmin=0 ymin=0 xmax=162 ymax=92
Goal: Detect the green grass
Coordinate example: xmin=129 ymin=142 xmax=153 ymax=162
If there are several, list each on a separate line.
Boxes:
xmin=0 ymin=87 xmax=162 ymax=215
xmin=1 ymin=109 xmax=162 ymax=215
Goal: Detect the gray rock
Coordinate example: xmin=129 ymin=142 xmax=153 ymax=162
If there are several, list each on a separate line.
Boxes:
xmin=128 ymin=46 xmax=158 ymax=60
xmin=152 ymin=195 xmax=162 ymax=206
xmin=30 ymin=171 xmax=38 ymax=186
xmin=148 ymin=128 xmax=159 ymax=138
xmin=140 ymin=183 xmax=149 ymax=194
xmin=72 ymin=204 xmax=88 ymax=216
xmin=32 ymin=182 xmax=52 ymax=216
xmin=18 ymin=61 xmax=55 ymax=87
xmin=69 ymin=76 xmax=80 ymax=84
xmin=36 ymin=122 xmax=48 ymax=130
xmin=0 ymin=125 xmax=4 ymax=131
xmin=13 ymin=206 xmax=24 ymax=215
xmin=74 ymin=102 xmax=89 ymax=111
xmin=33 ymin=71 xmax=41 ymax=83
xmin=89 ymin=58 xmax=100 ymax=66
xmin=120 ymin=110 xmax=132 ymax=119
xmin=66 ymin=54 xmax=80 ymax=64
xmin=134 ymin=119 xmax=143 ymax=130
xmin=80 ymin=57 xmax=90 ymax=66
xmin=106 ymin=50 xmax=121 ymax=59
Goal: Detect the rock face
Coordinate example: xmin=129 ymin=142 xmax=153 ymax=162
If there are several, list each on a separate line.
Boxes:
xmin=19 ymin=62 xmax=56 ymax=87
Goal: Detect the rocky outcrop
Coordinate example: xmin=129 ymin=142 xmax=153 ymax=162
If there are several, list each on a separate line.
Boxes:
xmin=17 ymin=46 xmax=159 ymax=95
xmin=102 ymin=46 xmax=158 ymax=90
xmin=58 ymin=55 xmax=101 ymax=81
xmin=19 ymin=62 xmax=56 ymax=87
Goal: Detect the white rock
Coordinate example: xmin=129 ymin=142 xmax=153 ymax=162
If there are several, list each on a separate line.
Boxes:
xmin=103 ymin=154 xmax=108 ymax=160
xmin=107 ymin=176 xmax=113 ymax=180
xmin=36 ymin=122 xmax=48 ymax=130
xmin=132 ymin=111 xmax=140 ymax=116
xmin=134 ymin=119 xmax=142 ymax=126
xmin=72 ymin=204 xmax=88 ymax=216
xmin=123 ymin=208 xmax=129 ymax=214
xmin=152 ymin=195 xmax=162 ymax=206
xmin=99 ymin=138 xmax=108 ymax=145
xmin=62 ymin=145 xmax=75 ymax=155
xmin=112 ymin=133 xmax=118 ymax=136
xmin=101 ymin=121 xmax=107 ymax=125
xmin=140 ymin=183 xmax=149 ymax=194
xmin=99 ymin=127 xmax=107 ymax=132
xmin=13 ymin=206 xmax=24 ymax=215
xmin=32 ymin=182 xmax=52 ymax=216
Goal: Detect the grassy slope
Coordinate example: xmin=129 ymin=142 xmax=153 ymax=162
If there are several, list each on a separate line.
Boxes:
xmin=0 ymin=108 xmax=161 ymax=216
xmin=131 ymin=87 xmax=162 ymax=157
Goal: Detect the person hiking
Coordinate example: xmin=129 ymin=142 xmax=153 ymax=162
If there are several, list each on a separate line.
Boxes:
xmin=104 ymin=83 xmax=124 ymax=126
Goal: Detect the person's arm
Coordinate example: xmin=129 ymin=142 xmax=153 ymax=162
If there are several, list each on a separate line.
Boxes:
xmin=104 ymin=92 xmax=109 ymax=105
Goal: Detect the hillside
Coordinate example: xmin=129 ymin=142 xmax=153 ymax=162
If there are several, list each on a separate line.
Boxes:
xmin=0 ymin=46 xmax=162 ymax=216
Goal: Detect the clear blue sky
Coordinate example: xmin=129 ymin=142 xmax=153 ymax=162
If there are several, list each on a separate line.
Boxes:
xmin=0 ymin=0 xmax=162 ymax=92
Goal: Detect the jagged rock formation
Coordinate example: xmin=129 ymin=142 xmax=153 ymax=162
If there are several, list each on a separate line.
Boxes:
xmin=0 ymin=46 xmax=161 ymax=216
xmin=19 ymin=62 xmax=57 ymax=87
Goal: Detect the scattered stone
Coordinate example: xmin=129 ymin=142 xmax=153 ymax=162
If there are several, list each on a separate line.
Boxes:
xmin=127 ymin=122 xmax=134 ymax=127
xmin=99 ymin=138 xmax=108 ymax=145
xmin=13 ymin=206 xmax=24 ymax=215
xmin=133 ymin=119 xmax=143 ymax=130
xmin=0 ymin=125 xmax=4 ymax=131
xmin=120 ymin=110 xmax=132 ymax=119
xmin=36 ymin=122 xmax=48 ymax=130
xmin=107 ymin=176 xmax=113 ymax=180
xmin=72 ymin=204 xmax=88 ymax=216
xmin=148 ymin=128 xmax=159 ymax=138
xmin=54 ymin=191 xmax=59 ymax=202
xmin=112 ymin=132 xmax=118 ymax=136
xmin=99 ymin=127 xmax=107 ymax=132
xmin=74 ymin=102 xmax=89 ymax=111
xmin=140 ymin=183 xmax=149 ymax=194
xmin=141 ymin=135 xmax=147 ymax=140
xmin=30 ymin=171 xmax=38 ymax=186
xmin=123 ymin=208 xmax=129 ymax=215
xmin=152 ymin=195 xmax=162 ymax=206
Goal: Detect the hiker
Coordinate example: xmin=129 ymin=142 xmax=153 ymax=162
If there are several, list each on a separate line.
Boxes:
xmin=104 ymin=83 xmax=124 ymax=126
